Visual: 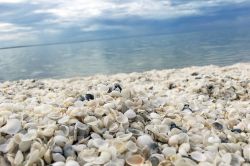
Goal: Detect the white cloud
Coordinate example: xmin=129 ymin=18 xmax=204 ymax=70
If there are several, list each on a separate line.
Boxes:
xmin=0 ymin=22 xmax=32 ymax=32
xmin=32 ymin=0 xmax=248 ymax=23
xmin=0 ymin=0 xmax=27 ymax=3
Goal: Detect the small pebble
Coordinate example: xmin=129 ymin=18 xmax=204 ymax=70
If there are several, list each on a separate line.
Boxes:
xmin=85 ymin=94 xmax=94 ymax=101
xmin=231 ymin=129 xmax=242 ymax=133
xmin=212 ymin=122 xmax=223 ymax=130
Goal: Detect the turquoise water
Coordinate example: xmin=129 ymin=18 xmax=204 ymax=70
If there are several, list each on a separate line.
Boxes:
xmin=0 ymin=29 xmax=250 ymax=81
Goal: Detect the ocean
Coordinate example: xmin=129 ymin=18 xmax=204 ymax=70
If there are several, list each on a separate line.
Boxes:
xmin=0 ymin=28 xmax=250 ymax=81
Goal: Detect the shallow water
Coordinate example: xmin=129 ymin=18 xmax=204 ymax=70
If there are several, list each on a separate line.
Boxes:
xmin=0 ymin=28 xmax=250 ymax=81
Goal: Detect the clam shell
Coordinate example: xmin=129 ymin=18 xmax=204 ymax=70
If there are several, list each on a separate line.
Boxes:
xmin=124 ymin=109 xmax=136 ymax=119
xmin=104 ymin=159 xmax=125 ymax=166
xmin=116 ymin=133 xmax=132 ymax=142
xmin=127 ymin=128 xmax=143 ymax=137
xmin=126 ymin=154 xmax=145 ymax=166
xmin=52 ymin=153 xmax=66 ymax=162
xmin=54 ymin=135 xmax=68 ymax=147
xmin=190 ymin=151 xmax=206 ymax=162
xmin=137 ymin=135 xmax=154 ymax=148
xmin=162 ymin=147 xmax=176 ymax=157
xmin=0 ymin=138 xmax=15 ymax=153
xmin=92 ymin=151 xmax=111 ymax=165
xmin=0 ymin=119 xmax=21 ymax=135
xmin=126 ymin=141 xmax=138 ymax=153
xmin=65 ymin=160 xmax=80 ymax=166
xmin=116 ymin=113 xmax=129 ymax=124
xmin=243 ymin=144 xmax=250 ymax=161
xmin=27 ymin=149 xmax=40 ymax=165
xmin=14 ymin=150 xmax=24 ymax=165
xmin=178 ymin=143 xmax=190 ymax=156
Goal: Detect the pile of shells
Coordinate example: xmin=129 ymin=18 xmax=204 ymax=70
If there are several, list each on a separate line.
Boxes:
xmin=0 ymin=63 xmax=249 ymax=166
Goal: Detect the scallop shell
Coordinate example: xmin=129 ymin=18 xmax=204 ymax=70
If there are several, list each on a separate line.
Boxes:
xmin=0 ymin=119 xmax=21 ymax=135
xmin=126 ymin=154 xmax=145 ymax=166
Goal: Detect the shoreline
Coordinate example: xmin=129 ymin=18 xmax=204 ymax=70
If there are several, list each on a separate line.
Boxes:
xmin=0 ymin=63 xmax=249 ymax=165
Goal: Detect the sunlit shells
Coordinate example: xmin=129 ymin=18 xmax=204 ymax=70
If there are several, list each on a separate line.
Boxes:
xmin=0 ymin=119 xmax=21 ymax=135
xmin=0 ymin=64 xmax=249 ymax=165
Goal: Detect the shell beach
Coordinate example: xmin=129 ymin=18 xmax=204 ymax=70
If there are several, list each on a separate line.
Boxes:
xmin=0 ymin=63 xmax=249 ymax=166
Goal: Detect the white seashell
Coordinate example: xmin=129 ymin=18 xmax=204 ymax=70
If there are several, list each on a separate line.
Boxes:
xmin=178 ymin=143 xmax=190 ymax=156
xmin=137 ymin=134 xmax=154 ymax=148
xmin=0 ymin=117 xmax=6 ymax=127
xmin=109 ymin=122 xmax=119 ymax=133
xmin=190 ymin=151 xmax=206 ymax=162
xmin=150 ymin=112 xmax=161 ymax=119
xmin=52 ymin=146 xmax=63 ymax=153
xmin=58 ymin=115 xmax=70 ymax=124
xmin=243 ymin=144 xmax=250 ymax=161
xmin=52 ymin=161 xmax=65 ymax=166
xmin=0 ymin=138 xmax=15 ymax=153
xmin=75 ymin=121 xmax=89 ymax=138
xmin=65 ymin=160 xmax=80 ymax=166
xmin=14 ymin=150 xmax=23 ymax=165
xmin=162 ymin=147 xmax=176 ymax=157
xmin=44 ymin=149 xmax=52 ymax=164
xmin=126 ymin=141 xmax=138 ymax=153
xmin=168 ymin=133 xmax=189 ymax=146
xmin=104 ymin=158 xmax=125 ymax=166
xmin=0 ymin=119 xmax=21 ymax=135
xmin=207 ymin=135 xmax=221 ymax=144
xmin=84 ymin=116 xmax=97 ymax=124
xmin=47 ymin=112 xmax=62 ymax=120
xmin=112 ymin=141 xmax=126 ymax=154
xmin=52 ymin=153 xmax=66 ymax=162
xmin=54 ymin=135 xmax=68 ymax=147
xmin=92 ymin=151 xmax=111 ymax=165
xmin=72 ymin=144 xmax=87 ymax=152
xmin=91 ymin=133 xmax=102 ymax=139
xmin=116 ymin=132 xmax=132 ymax=142
xmin=59 ymin=125 xmax=70 ymax=136
xmin=116 ymin=113 xmax=129 ymax=124
xmin=78 ymin=148 xmax=98 ymax=163
xmin=124 ymin=109 xmax=136 ymax=119
xmin=27 ymin=149 xmax=40 ymax=164
xmin=92 ymin=138 xmax=108 ymax=148
xmin=126 ymin=154 xmax=145 ymax=166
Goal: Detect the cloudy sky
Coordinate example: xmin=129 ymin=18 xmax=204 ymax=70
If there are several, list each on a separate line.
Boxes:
xmin=0 ymin=0 xmax=250 ymax=47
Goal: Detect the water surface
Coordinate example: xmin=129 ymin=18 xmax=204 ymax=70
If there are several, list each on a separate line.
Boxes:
xmin=0 ymin=28 xmax=250 ymax=81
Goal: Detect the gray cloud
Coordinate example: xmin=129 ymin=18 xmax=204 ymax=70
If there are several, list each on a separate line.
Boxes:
xmin=0 ymin=0 xmax=249 ymax=45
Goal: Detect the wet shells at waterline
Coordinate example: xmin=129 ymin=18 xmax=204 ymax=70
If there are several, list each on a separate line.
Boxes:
xmin=0 ymin=63 xmax=249 ymax=165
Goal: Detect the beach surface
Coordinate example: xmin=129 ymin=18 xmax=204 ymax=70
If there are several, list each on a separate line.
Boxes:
xmin=0 ymin=63 xmax=250 ymax=166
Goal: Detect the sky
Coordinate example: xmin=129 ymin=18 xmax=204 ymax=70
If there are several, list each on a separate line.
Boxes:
xmin=0 ymin=0 xmax=250 ymax=47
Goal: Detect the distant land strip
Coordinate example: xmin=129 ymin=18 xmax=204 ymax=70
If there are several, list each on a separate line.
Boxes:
xmin=0 ymin=32 xmax=172 ymax=50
